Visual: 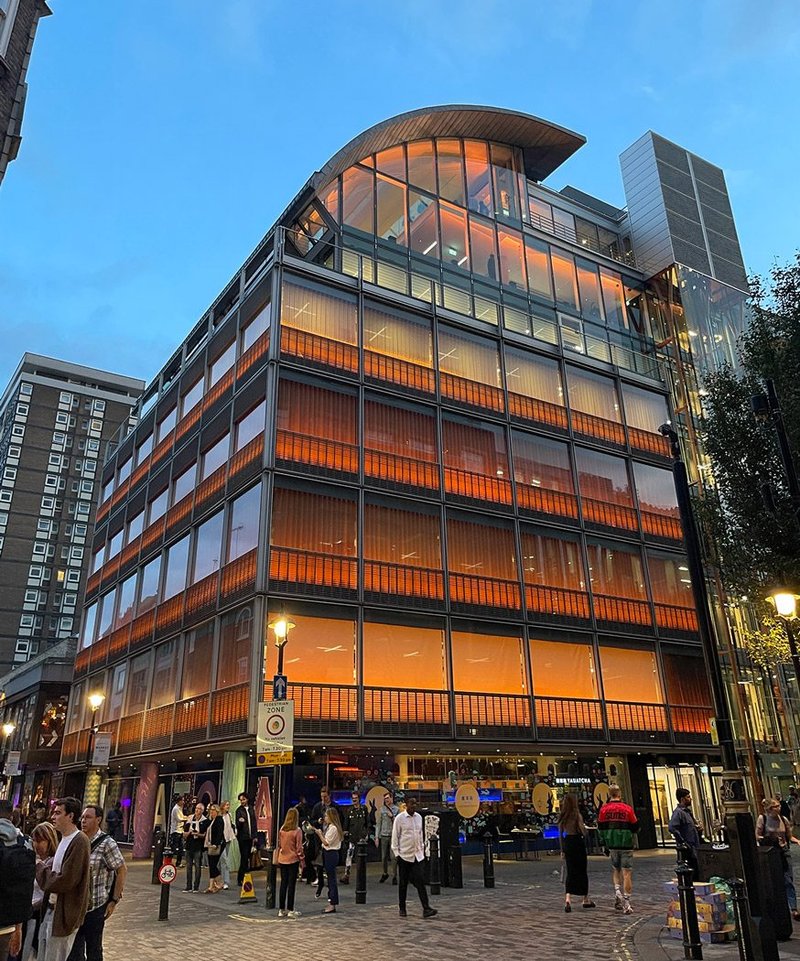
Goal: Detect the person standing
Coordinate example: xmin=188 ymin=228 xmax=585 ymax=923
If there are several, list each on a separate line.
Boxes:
xmin=597 ymin=784 xmax=638 ymax=915
xmin=0 ymin=797 xmax=35 ymax=960
xmin=234 ymin=792 xmax=257 ymax=888
xmin=342 ymin=791 xmax=368 ymax=885
xmin=182 ymin=802 xmax=209 ymax=893
xmin=66 ymin=805 xmax=126 ymax=961
xmin=218 ymin=800 xmax=236 ymax=890
xmin=391 ymin=796 xmax=437 ymax=919
xmin=204 ymin=804 xmax=224 ymax=894
xmin=276 ymin=808 xmax=304 ymax=918
xmin=668 ymin=788 xmax=702 ymax=882
xmin=377 ymin=791 xmax=399 ymax=884
xmin=757 ymin=797 xmax=800 ymax=921
xmin=37 ymin=797 xmax=90 ymax=961
xmin=310 ymin=787 xmax=338 ymax=897
xmin=20 ymin=822 xmax=59 ymax=960
xmin=168 ymin=795 xmax=186 ymax=868
xmin=315 ymin=808 xmax=343 ymax=915
xmin=103 ymin=804 xmax=122 ymax=845
xmin=558 ymin=793 xmax=595 ymax=912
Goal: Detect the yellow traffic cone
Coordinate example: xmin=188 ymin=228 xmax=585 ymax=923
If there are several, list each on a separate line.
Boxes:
xmin=238 ymin=873 xmax=258 ymax=903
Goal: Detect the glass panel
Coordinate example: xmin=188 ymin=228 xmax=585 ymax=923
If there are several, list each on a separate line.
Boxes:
xmin=363 ymin=502 xmax=441 ymax=568
xmin=234 ymin=400 xmax=266 ymax=452
xmin=126 ymin=511 xmax=144 ymax=545
xmin=181 ymin=622 xmax=214 ymax=699
xmin=342 ymin=165 xmax=374 ymax=235
xmin=464 ymin=140 xmax=492 ymax=215
xmin=530 ymin=639 xmax=597 ymax=698
xmin=200 ymin=434 xmax=229 ymax=480
xmin=363 ymin=622 xmax=445 ymax=690
xmin=663 ymin=653 xmax=711 ymax=706
xmin=520 ymin=529 xmax=585 ymax=590
xmin=576 ymin=257 xmax=605 ymax=323
xmin=408 ymin=191 xmax=439 ymax=259
xmin=114 ymin=573 xmax=137 ymax=629
xmin=575 ymin=448 xmax=633 ymax=506
xmin=551 ymin=249 xmax=579 ymax=311
xmin=376 ymin=174 xmax=407 ymax=246
xmin=163 ymin=535 xmax=190 ymax=600
xmin=497 ymin=225 xmax=526 ymax=290
xmin=137 ymin=555 xmax=161 ymax=613
xmin=150 ymin=640 xmax=177 ymax=709
xmin=126 ymin=652 xmax=151 ymax=714
xmin=504 ymin=347 xmax=564 ymax=407
xmin=407 ymin=140 xmax=437 ymax=193
xmin=599 ymin=647 xmax=663 ymax=702
xmin=512 ymin=432 xmax=574 ymax=493
xmin=553 ymin=207 xmax=576 ymax=242
xmin=135 ymin=434 xmax=153 ymax=467
xmin=172 ymin=463 xmax=196 ymax=504
xmin=622 ymin=385 xmax=669 ymax=432
xmin=451 ymin=630 xmax=525 ymax=693
xmin=241 ymin=301 xmax=271 ymax=352
xmin=375 ymin=144 xmax=406 ymax=182
xmin=363 ymin=302 xmax=433 ymax=367
xmin=633 ymin=463 xmax=679 ymax=516
xmin=181 ymin=377 xmax=204 ymax=417
xmin=446 ymin=515 xmax=517 ymax=581
xmin=525 ymin=236 xmax=553 ymax=300
xmin=156 ymin=407 xmax=177 ymax=444
xmin=567 ymin=368 xmax=621 ymax=422
xmin=586 ymin=541 xmax=647 ymax=598
xmin=266 ymin=612 xmax=356 ymax=685
xmin=442 ymin=416 xmax=508 ymax=479
xmin=217 ymin=604 xmax=254 ymax=688
xmin=600 ymin=268 xmax=626 ymax=329
xmin=438 ymin=327 xmax=501 ymax=388
xmin=281 ymin=277 xmax=358 ymax=345
xmin=271 ymin=488 xmax=356 ymax=556
xmin=469 ymin=215 xmax=497 ymax=282
xmin=192 ymin=510 xmax=224 ymax=584
xmin=439 ymin=202 xmax=469 ymax=270
xmin=575 ymin=217 xmax=599 ymax=249
xmin=436 ymin=138 xmax=465 ymax=206
xmin=80 ymin=603 xmax=97 ymax=649
xmin=98 ymin=590 xmax=116 ymax=638
xmin=364 ymin=398 xmax=438 ymax=463
xmin=147 ymin=488 xmax=168 ymax=525
xmin=107 ymin=663 xmax=126 ymax=721
xmin=490 ymin=143 xmax=520 ymax=220
xmin=623 ymin=281 xmax=648 ymax=336
xmin=278 ymin=378 xmax=357 ymax=448
xmin=529 ymin=196 xmax=552 ymax=228
xmin=209 ymin=341 xmax=235 ymax=387
xmin=647 ymin=551 xmax=693 ymax=606
xmin=106 ymin=529 xmax=123 ymax=561
xmin=227 ymin=482 xmax=261 ymax=562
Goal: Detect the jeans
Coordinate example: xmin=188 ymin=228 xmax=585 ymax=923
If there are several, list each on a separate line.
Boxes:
xmin=185 ymin=847 xmax=203 ymax=890
xmin=379 ymin=837 xmax=396 ymax=877
xmin=219 ymin=846 xmax=231 ymax=887
xmin=279 ymin=861 xmax=300 ymax=910
xmin=397 ymin=856 xmax=429 ymax=910
xmin=323 ymin=849 xmax=340 ymax=905
xmin=39 ymin=912 xmax=78 ymax=961
xmin=237 ymin=838 xmax=252 ymax=886
xmin=66 ymin=904 xmax=106 ymax=961
xmin=169 ymin=832 xmax=184 ymax=866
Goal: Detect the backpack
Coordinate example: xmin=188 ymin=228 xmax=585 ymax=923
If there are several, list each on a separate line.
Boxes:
xmin=0 ymin=834 xmax=36 ymax=926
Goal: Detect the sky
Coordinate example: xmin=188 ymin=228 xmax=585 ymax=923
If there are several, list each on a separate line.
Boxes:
xmin=0 ymin=0 xmax=798 ymax=388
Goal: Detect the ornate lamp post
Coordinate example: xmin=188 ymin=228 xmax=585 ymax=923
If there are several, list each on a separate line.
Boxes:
xmin=766 ymin=590 xmax=800 ymax=712
xmin=1 ymin=721 xmax=16 ymax=799
xmin=85 ymin=692 xmax=106 ymax=799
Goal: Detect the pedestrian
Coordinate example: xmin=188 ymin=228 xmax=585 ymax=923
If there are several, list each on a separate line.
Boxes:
xmin=168 ymin=795 xmax=186 ymax=868
xmin=310 ymin=787 xmax=337 ymax=896
xmin=315 ymin=808 xmax=343 ymax=915
xmin=342 ymin=791 xmax=368 ymax=885
xmin=203 ymin=804 xmax=224 ymax=894
xmin=234 ymin=792 xmax=258 ymax=888
xmin=778 ymin=794 xmax=791 ymax=820
xmin=597 ymin=784 xmax=638 ymax=915
xmin=19 ymin=821 xmax=58 ymax=960
xmin=558 ymin=793 xmax=595 ymax=912
xmin=668 ymin=788 xmax=701 ymax=882
xmin=182 ymin=802 xmax=209 ymax=893
xmin=756 ymin=797 xmax=800 ymax=921
xmin=276 ymin=807 xmax=304 ymax=918
xmin=391 ymin=796 xmax=437 ymax=919
xmin=218 ymin=801 xmax=236 ymax=890
xmin=66 ymin=805 xmax=127 ymax=961
xmin=37 ymin=797 xmax=90 ymax=961
xmin=104 ymin=804 xmax=123 ymax=844
xmin=0 ymin=797 xmax=36 ymax=960
xmin=376 ymin=790 xmax=399 ymax=884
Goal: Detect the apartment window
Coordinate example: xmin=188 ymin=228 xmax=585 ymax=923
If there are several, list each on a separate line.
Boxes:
xmin=66 ymin=569 xmax=81 ymax=584
xmin=226 ymin=483 xmax=262 ymax=562
xmin=3 ymin=467 xmax=17 ymax=481
xmin=217 ymin=604 xmax=254 ymax=688
xmin=19 ymin=382 xmax=33 ymax=395
xmin=181 ymin=622 xmax=214 ymax=699
xmin=92 ymin=399 xmax=106 ymax=412
xmin=55 ymin=412 xmax=70 ymax=428
xmin=16 ymin=403 xmax=29 ymax=416
xmin=0 ymin=491 xmax=12 ymax=504
xmin=163 ymin=535 xmax=190 ymax=600
xmin=11 ymin=425 xmax=24 ymax=438
xmin=191 ymin=510 xmax=224 ymax=584
xmin=200 ymin=434 xmax=229 ymax=480
xmin=137 ymin=555 xmax=162 ymax=612
xmin=59 ymin=391 xmax=73 ymax=405
xmin=180 ymin=377 xmax=203 ymax=417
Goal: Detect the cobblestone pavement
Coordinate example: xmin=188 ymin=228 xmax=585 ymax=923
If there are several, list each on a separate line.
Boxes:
xmin=103 ymin=849 xmax=800 ymax=960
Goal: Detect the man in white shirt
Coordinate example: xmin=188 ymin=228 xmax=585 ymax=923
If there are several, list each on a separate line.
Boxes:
xmin=168 ymin=795 xmax=186 ymax=867
xmin=390 ymin=797 xmax=437 ymax=919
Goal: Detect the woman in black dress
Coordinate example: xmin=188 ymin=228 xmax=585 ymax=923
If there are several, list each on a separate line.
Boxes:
xmin=558 ymin=793 xmax=595 ymax=912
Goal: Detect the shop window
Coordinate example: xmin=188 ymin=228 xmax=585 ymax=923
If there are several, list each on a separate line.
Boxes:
xmin=226 ymin=482 xmax=261 ymax=562
xmin=281 ymin=276 xmax=358 ymax=348
xmin=363 ymin=621 xmax=445 ymax=690
xmin=114 ymin=573 xmax=137 ymax=630
xmin=181 ymin=622 xmax=214 ymax=699
xmin=576 ymin=257 xmax=605 ymax=323
xmin=469 ymin=215 xmax=497 ymax=281
xmin=408 ymin=191 xmax=438 ymax=259
xmin=200 ymin=434 xmax=229 ymax=480
xmin=464 ymin=140 xmax=492 ymax=216
xmin=125 ymin=651 xmax=152 ymax=715
xmin=234 ymin=400 xmax=266 ymax=452
xmin=436 ymin=139 xmax=465 ymax=206
xmin=150 ymin=640 xmax=177 ymax=708
xmin=137 ymin=555 xmax=162 ymax=613
xmin=530 ymin=639 xmax=597 ymax=699
xmin=342 ymin=165 xmax=374 ymax=235
xmin=217 ymin=604 xmax=254 ymax=689
xmin=551 ymin=249 xmax=579 ymax=311
xmin=80 ymin=602 xmax=97 ymax=649
xmin=600 ymin=268 xmax=626 ymax=329
xmin=241 ymin=300 xmax=271 ymax=353
xmin=599 ymin=646 xmax=663 ymax=703
xmin=498 ymin=225 xmax=526 ymax=289
xmin=525 ymin=236 xmax=553 ymax=300
xmin=407 ymin=140 xmax=437 ymax=194
xmin=192 ymin=510 xmax=224 ymax=584
xmin=376 ymin=173 xmax=407 ymax=246
xmin=451 ymin=630 xmax=526 ymax=693
xmin=440 ymin=201 xmax=469 ymax=270
xmin=163 ymin=535 xmax=190 ymax=600
xmin=375 ymin=144 xmax=406 ymax=183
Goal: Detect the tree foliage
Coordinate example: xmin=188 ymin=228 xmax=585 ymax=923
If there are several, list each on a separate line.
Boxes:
xmin=740 ymin=616 xmax=791 ymax=672
xmin=698 ymin=252 xmax=800 ymax=597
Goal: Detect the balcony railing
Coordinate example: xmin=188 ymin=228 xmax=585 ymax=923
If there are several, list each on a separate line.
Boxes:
xmin=508 ymin=392 xmax=569 ymax=433
xmin=449 ymin=571 xmax=522 ymax=613
xmin=363 ymin=350 xmax=435 ymax=397
xmin=581 ymin=496 xmax=639 ymax=533
xmin=593 ymin=594 xmax=653 ymax=631
xmin=454 ymin=692 xmax=531 ymax=737
xmin=363 ymin=687 xmax=450 ymax=737
xmin=280 ymin=325 xmax=359 ymax=376
xmin=439 ymin=371 xmax=505 ymax=415
xmin=444 ymin=466 xmax=512 ymax=507
xmin=269 ymin=546 xmax=357 ymax=598
xmin=364 ymin=448 xmax=439 ymax=495
xmin=570 ymin=410 xmax=627 ymax=448
xmin=276 ymin=428 xmax=358 ymax=479
xmin=516 ymin=483 xmax=579 ymax=522
xmin=534 ymin=696 xmax=604 ymax=739
xmin=363 ymin=559 xmax=445 ymax=607
xmin=525 ymin=583 xmax=591 ymax=623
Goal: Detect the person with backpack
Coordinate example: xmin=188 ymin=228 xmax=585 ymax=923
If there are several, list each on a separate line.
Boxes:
xmin=65 ymin=805 xmax=126 ymax=961
xmin=0 ymin=797 xmax=35 ymax=959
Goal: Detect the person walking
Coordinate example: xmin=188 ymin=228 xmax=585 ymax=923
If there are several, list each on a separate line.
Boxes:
xmin=168 ymin=795 xmax=186 ymax=868
xmin=668 ymin=788 xmax=701 ymax=882
xmin=315 ymin=808 xmax=343 ymax=915
xmin=558 ymin=793 xmax=595 ymax=912
xmin=218 ymin=801 xmax=236 ymax=890
xmin=597 ymin=784 xmax=638 ymax=915
xmin=182 ymin=802 xmax=209 ymax=893
xmin=37 ymin=797 xmax=90 ymax=961
xmin=234 ymin=793 xmax=257 ymax=888
xmin=0 ymin=797 xmax=35 ymax=961
xmin=204 ymin=804 xmax=224 ymax=894
xmin=276 ymin=808 xmax=304 ymax=918
xmin=757 ymin=797 xmax=800 ymax=921
xmin=342 ymin=791 xmax=368 ymax=885
xmin=66 ymin=805 xmax=127 ymax=961
xmin=376 ymin=791 xmax=399 ymax=884
xmin=103 ymin=804 xmax=123 ymax=845
xmin=391 ymin=796 xmax=437 ymax=919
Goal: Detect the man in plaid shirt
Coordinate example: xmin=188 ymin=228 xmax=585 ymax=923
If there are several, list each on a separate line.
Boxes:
xmin=66 ymin=806 xmax=126 ymax=961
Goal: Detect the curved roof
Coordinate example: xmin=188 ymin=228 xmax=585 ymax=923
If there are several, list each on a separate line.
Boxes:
xmin=314 ymin=104 xmax=586 ymax=187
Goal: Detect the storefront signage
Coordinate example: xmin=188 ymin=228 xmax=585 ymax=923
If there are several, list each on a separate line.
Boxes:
xmin=445 ymin=788 xmax=502 ymax=803
xmin=256 ymin=700 xmax=294 ymax=766
xmin=90 ymin=733 xmax=112 ymax=768
xmin=455 ymin=783 xmax=480 ymax=818
xmin=532 ymin=782 xmax=552 ymax=815
xmin=593 ymin=782 xmax=611 ymax=808
xmin=3 ymin=751 xmax=21 ymax=776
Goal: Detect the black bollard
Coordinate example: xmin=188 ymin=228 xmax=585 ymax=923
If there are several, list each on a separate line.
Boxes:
xmin=151 ymin=831 xmax=165 ymax=885
xmin=729 ymin=878 xmax=756 ymax=961
xmin=429 ymin=835 xmax=441 ymax=896
xmin=676 ymin=861 xmax=702 ymax=960
xmin=448 ymin=844 xmax=463 ymax=889
xmin=482 ymin=831 xmax=495 ymax=889
xmin=355 ymin=838 xmax=368 ymax=904
xmin=158 ymin=848 xmax=173 ymax=921
xmin=265 ymin=848 xmax=276 ymax=910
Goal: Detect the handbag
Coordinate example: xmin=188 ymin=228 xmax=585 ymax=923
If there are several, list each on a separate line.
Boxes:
xmin=250 ymin=848 xmax=264 ymax=870
xmin=207 ymin=844 xmax=221 ymax=856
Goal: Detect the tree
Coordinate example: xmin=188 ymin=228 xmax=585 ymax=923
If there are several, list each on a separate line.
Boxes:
xmin=698 ymin=253 xmax=800 ymax=598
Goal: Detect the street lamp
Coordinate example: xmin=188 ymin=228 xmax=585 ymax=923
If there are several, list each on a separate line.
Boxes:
xmin=268 ymin=612 xmax=295 ymax=677
xmin=85 ymin=692 xmax=106 ymax=789
xmin=1 ymin=721 xmax=16 ymax=798
xmin=766 ymin=591 xmax=800 ymax=693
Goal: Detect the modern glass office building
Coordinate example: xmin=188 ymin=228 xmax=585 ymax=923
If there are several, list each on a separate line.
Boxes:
xmin=60 ymin=106 xmax=754 ymax=849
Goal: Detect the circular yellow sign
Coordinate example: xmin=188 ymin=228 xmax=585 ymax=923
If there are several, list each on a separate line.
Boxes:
xmin=532 ymin=782 xmax=552 ymax=815
xmin=455 ymin=783 xmax=480 ymax=819
xmin=593 ymin=782 xmax=611 ymax=809
xmin=365 ymin=785 xmax=387 ymax=813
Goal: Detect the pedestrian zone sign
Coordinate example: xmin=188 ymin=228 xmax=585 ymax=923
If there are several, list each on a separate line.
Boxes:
xmin=256 ymin=700 xmax=294 ymax=766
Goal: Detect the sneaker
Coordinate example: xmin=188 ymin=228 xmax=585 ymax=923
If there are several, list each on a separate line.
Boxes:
xmin=379 ymin=874 xmax=389 ymax=883
xmin=423 ymin=907 xmax=438 ymax=919
xmin=614 ymin=896 xmax=623 ymax=911
xmin=623 ymin=901 xmax=633 ymax=915
xmin=222 ymin=884 xmax=229 ymax=890
xmin=288 ymin=910 xmax=302 ymax=919
xmin=399 ymin=908 xmax=407 ymax=917
xmin=277 ymin=909 xmax=287 ymax=918
xmin=391 ymin=877 xmax=398 ymax=885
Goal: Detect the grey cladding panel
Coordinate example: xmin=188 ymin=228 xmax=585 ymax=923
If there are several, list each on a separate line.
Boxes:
xmin=690 ymin=156 xmax=727 ymax=193
xmin=696 ymin=181 xmax=735 ymax=218
xmin=701 ymin=205 xmax=737 ymax=238
xmin=652 ymin=136 xmax=691 ymax=173
xmin=712 ymin=256 xmax=749 ymax=291
xmin=665 ymin=209 xmax=707 ymax=249
xmin=706 ymin=229 xmax=746 ymax=267
xmin=672 ymin=238 xmax=711 ymax=274
xmin=656 ymin=160 xmax=696 ymax=199
xmin=662 ymin=184 xmax=702 ymax=223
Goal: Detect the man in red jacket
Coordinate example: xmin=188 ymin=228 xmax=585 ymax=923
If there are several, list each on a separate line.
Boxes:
xmin=597 ymin=785 xmax=638 ymax=914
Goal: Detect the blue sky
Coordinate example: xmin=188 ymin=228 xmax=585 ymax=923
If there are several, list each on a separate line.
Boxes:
xmin=1 ymin=0 xmax=798 ymax=387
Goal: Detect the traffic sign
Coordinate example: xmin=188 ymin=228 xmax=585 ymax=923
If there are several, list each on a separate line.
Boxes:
xmin=256 ymin=700 xmax=294 ymax=766
xmin=158 ymin=863 xmax=177 ymax=885
xmin=273 ymin=674 xmax=287 ymax=701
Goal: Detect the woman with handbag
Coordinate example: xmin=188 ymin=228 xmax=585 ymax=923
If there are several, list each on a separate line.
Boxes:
xmin=558 ymin=793 xmax=595 ymax=913
xmin=315 ymin=808 xmax=343 ymax=915
xmin=218 ymin=800 xmax=236 ymax=890
xmin=276 ymin=808 xmax=305 ymax=918
xmin=204 ymin=804 xmax=225 ymax=894
xmin=757 ymin=797 xmax=800 ymax=920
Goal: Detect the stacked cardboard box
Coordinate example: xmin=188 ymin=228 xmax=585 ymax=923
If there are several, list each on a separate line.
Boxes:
xmin=664 ymin=880 xmax=736 ymax=944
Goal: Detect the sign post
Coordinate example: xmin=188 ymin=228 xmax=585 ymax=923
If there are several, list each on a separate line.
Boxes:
xmin=91 ymin=732 xmax=113 ymax=768
xmin=257 ymin=699 xmax=294 ymax=908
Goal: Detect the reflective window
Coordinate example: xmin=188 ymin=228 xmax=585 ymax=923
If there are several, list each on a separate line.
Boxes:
xmin=586 ymin=540 xmax=646 ymax=599
xmin=408 ymin=191 xmax=438 ymax=259
xmin=217 ymin=604 xmax=254 ymax=688
xmin=465 ymin=140 xmax=493 ymax=216
xmin=342 ymin=165 xmax=374 ymax=234
xmin=530 ymin=639 xmax=597 ymax=698
xmin=376 ymin=174 xmax=407 ymax=246
xmin=599 ymin=646 xmax=662 ymax=702
xmin=97 ymin=588 xmax=116 ymax=638
xmin=439 ymin=201 xmax=468 ymax=270
xmin=126 ymin=510 xmax=144 ymax=545
xmin=126 ymin=652 xmax=151 ymax=714
xmin=150 ymin=640 xmax=177 ymax=709
xmin=490 ymin=143 xmax=520 ymax=220
xmin=363 ymin=622 xmax=445 ymax=690
xmin=520 ymin=528 xmax=585 ymax=591
xmin=80 ymin=602 xmax=97 ymax=649
xmin=181 ymin=622 xmax=213 ymax=699
xmin=147 ymin=488 xmax=168 ymax=525
xmin=633 ymin=463 xmax=679 ymax=517
xmin=192 ymin=510 xmax=224 ymax=584
xmin=114 ymin=573 xmax=137 ymax=629
xmin=107 ymin=662 xmax=127 ymax=721
xmin=529 ymin=196 xmax=553 ymax=227
xmin=575 ymin=448 xmax=633 ymax=507
xmin=209 ymin=340 xmax=235 ymax=387
xmin=600 ymin=268 xmax=626 ymax=329
xmin=524 ymin=237 xmax=552 ymax=300
xmin=234 ymin=400 xmax=266 ymax=452
xmin=566 ymin=368 xmax=621 ymax=423
xmin=156 ymin=407 xmax=177 ymax=444
xmin=451 ymin=630 xmax=526 ymax=693
xmin=227 ymin=482 xmax=261 ymax=562
xmin=241 ymin=301 xmax=271 ymax=352
xmin=375 ymin=144 xmax=406 ymax=182
xmin=576 ymin=257 xmax=604 ymax=323
xmin=117 ymin=457 xmax=132 ymax=485
xmin=442 ymin=415 xmax=508 ymax=482
xmin=163 ymin=535 xmax=190 ymax=600
xmin=200 ymin=434 xmax=229 ymax=480
xmin=138 ymin=555 xmax=162 ymax=612
xmin=172 ymin=462 xmax=196 ymax=504
xmin=135 ymin=433 xmax=153 ymax=467
xmin=511 ymin=432 xmax=574 ymax=493
xmin=106 ymin=528 xmax=123 ymax=561
xmin=622 ymin=385 xmax=669 ymax=433
xmin=406 ymin=140 xmax=437 ymax=194
xmin=551 ymin=249 xmax=579 ymax=311
xmin=181 ymin=377 xmax=204 ymax=417
xmin=647 ymin=550 xmax=693 ymax=607
xmin=469 ymin=215 xmax=497 ymax=281
xmin=497 ymin=225 xmax=526 ymax=289
xmin=553 ymin=207 xmax=576 ymax=240
xmin=436 ymin=139 xmax=465 ymax=206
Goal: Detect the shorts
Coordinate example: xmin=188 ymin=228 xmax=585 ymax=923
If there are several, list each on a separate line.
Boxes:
xmin=609 ymin=849 xmax=633 ymax=871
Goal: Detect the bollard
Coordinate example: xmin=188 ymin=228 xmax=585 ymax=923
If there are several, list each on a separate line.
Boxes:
xmin=448 ymin=844 xmax=463 ymax=889
xmin=151 ymin=831 xmax=166 ymax=885
xmin=729 ymin=878 xmax=756 ymax=961
xmin=158 ymin=848 xmax=173 ymax=921
xmin=482 ymin=831 xmax=495 ymax=889
xmin=429 ymin=835 xmax=441 ymax=896
xmin=265 ymin=848 xmax=276 ymax=910
xmin=355 ymin=838 xmax=368 ymax=904
xmin=676 ymin=861 xmax=702 ymax=960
